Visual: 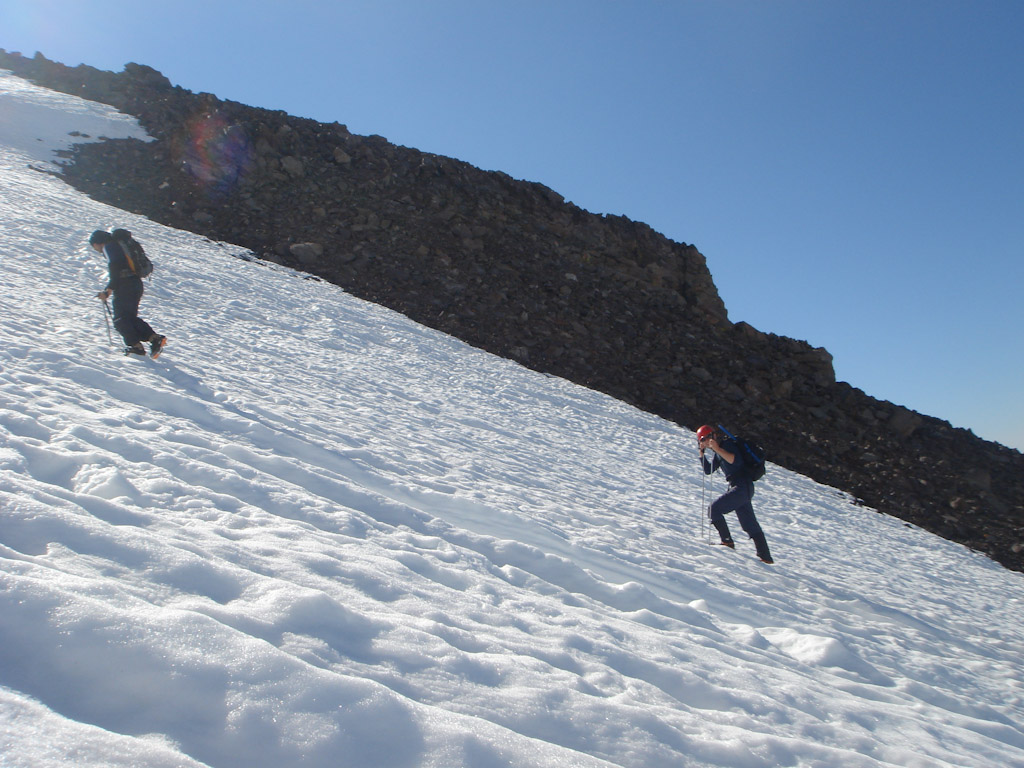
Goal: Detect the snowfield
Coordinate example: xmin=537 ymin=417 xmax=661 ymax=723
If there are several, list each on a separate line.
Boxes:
xmin=1 ymin=70 xmax=1023 ymax=768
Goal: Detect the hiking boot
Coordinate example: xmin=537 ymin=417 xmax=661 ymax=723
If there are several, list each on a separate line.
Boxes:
xmin=719 ymin=539 xmax=735 ymax=549
xmin=125 ymin=343 xmax=146 ymax=356
xmin=751 ymin=533 xmax=773 ymax=564
xmin=150 ymin=335 xmax=167 ymax=359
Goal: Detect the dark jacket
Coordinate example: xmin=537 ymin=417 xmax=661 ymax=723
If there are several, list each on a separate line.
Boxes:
xmin=103 ymin=241 xmax=140 ymax=292
xmin=701 ymin=439 xmax=749 ymax=485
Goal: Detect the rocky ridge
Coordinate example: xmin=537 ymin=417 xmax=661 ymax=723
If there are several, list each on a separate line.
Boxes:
xmin=3 ymin=50 xmax=1021 ymax=572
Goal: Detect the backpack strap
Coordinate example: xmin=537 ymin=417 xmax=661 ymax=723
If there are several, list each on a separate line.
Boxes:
xmin=118 ymin=240 xmax=139 ymax=276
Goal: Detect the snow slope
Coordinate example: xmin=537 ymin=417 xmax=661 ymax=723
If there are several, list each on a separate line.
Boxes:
xmin=1 ymin=70 xmax=1023 ymax=768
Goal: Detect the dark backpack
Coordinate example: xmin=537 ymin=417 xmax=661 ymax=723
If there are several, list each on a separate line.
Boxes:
xmin=718 ymin=424 xmax=766 ymax=481
xmin=111 ymin=228 xmax=153 ymax=278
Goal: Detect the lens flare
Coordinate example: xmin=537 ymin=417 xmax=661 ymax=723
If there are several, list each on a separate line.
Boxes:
xmin=180 ymin=112 xmax=253 ymax=196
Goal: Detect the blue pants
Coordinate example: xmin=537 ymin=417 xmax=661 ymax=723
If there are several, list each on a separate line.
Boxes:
xmin=111 ymin=279 xmax=155 ymax=347
xmin=709 ymin=480 xmax=771 ymax=560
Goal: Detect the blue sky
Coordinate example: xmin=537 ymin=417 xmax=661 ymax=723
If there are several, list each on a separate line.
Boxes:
xmin=3 ymin=0 xmax=1022 ymax=450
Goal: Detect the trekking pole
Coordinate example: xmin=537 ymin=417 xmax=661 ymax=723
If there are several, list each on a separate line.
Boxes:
xmin=700 ymin=463 xmax=706 ymax=542
xmin=706 ymin=463 xmax=714 ymax=545
xmin=100 ymin=296 xmax=114 ymax=346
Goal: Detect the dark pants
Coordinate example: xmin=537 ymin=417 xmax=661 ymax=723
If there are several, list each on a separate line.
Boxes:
xmin=111 ymin=279 xmax=155 ymax=347
xmin=709 ymin=479 xmax=772 ymax=560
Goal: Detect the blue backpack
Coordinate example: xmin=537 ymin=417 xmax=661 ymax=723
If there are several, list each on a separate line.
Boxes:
xmin=718 ymin=425 xmax=766 ymax=481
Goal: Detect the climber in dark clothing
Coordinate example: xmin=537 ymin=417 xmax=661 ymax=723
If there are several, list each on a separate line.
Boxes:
xmin=698 ymin=424 xmax=773 ymax=563
xmin=90 ymin=230 xmax=165 ymax=358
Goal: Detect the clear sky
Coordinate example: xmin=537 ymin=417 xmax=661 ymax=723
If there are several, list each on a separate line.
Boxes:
xmin=3 ymin=0 xmax=1022 ymax=450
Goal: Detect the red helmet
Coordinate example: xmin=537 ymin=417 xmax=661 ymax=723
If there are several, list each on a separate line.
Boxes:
xmin=696 ymin=425 xmax=714 ymax=442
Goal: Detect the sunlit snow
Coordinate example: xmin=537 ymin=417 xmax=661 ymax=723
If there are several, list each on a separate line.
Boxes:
xmin=1 ymin=70 xmax=1022 ymax=768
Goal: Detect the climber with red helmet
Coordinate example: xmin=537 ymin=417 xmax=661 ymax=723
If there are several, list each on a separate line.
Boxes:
xmin=698 ymin=424 xmax=773 ymax=563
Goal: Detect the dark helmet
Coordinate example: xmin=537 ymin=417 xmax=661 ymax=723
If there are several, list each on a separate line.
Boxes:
xmin=696 ymin=425 xmax=715 ymax=442
xmin=89 ymin=230 xmax=112 ymax=245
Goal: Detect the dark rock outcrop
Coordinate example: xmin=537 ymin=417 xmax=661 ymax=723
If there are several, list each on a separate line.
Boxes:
xmin=4 ymin=50 xmax=1021 ymax=572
